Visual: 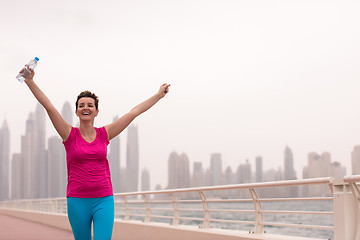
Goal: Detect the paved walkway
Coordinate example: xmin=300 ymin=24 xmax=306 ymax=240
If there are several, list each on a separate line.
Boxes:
xmin=0 ymin=214 xmax=73 ymax=240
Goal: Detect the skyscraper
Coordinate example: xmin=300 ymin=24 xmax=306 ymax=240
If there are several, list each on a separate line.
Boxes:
xmin=108 ymin=116 xmax=121 ymax=193
xmin=178 ymin=153 xmax=190 ymax=188
xmin=284 ymin=146 xmax=296 ymax=180
xmin=237 ymin=159 xmax=251 ymax=183
xmin=126 ymin=125 xmax=139 ymax=192
xmin=22 ymin=112 xmax=38 ymax=199
xmin=141 ymin=168 xmax=150 ymax=191
xmin=255 ymin=156 xmax=263 ymax=182
xmin=210 ymin=153 xmax=222 ymax=186
xmin=306 ymin=152 xmax=332 ymax=197
xmin=192 ymin=162 xmax=204 ymax=187
xmin=11 ymin=153 xmax=22 ymax=199
xmin=168 ymin=151 xmax=179 ymax=189
xmin=35 ymin=103 xmax=48 ymax=198
xmin=167 ymin=151 xmax=190 ymax=189
xmin=0 ymin=119 xmax=10 ymax=200
xmin=351 ymin=145 xmax=360 ymax=174
xmin=61 ymin=101 xmax=73 ymax=125
xmin=48 ymin=136 xmax=64 ymax=197
xmin=283 ymin=146 xmax=298 ymax=197
xmin=59 ymin=101 xmax=73 ymax=196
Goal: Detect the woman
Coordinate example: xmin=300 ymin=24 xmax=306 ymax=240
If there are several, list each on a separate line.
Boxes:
xmin=22 ymin=67 xmax=170 ymax=240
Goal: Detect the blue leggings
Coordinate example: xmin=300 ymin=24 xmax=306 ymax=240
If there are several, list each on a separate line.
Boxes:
xmin=67 ymin=195 xmax=114 ymax=240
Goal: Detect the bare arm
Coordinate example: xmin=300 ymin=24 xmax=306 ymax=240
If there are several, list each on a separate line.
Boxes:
xmin=105 ymin=83 xmax=170 ymax=141
xmin=24 ymin=68 xmax=71 ymax=141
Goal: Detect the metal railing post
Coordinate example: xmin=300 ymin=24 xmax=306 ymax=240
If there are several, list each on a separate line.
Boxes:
xmin=198 ymin=191 xmax=210 ymax=229
xmin=249 ymin=188 xmax=263 ymax=233
xmin=142 ymin=194 xmax=151 ymax=222
xmin=169 ymin=193 xmax=179 ymax=225
xmin=333 ymin=179 xmax=357 ymax=240
xmin=347 ymin=182 xmax=360 ymax=240
xmin=122 ymin=196 xmax=130 ymax=220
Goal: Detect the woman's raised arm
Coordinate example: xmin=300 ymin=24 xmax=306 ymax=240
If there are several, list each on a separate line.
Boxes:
xmin=105 ymin=83 xmax=170 ymax=141
xmin=23 ymin=68 xmax=72 ymax=141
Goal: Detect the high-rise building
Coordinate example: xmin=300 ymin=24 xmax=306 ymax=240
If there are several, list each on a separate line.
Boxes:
xmin=11 ymin=153 xmax=22 ymax=199
xmin=141 ymin=168 xmax=150 ymax=191
xmin=61 ymin=101 xmax=73 ymax=125
xmin=351 ymin=145 xmax=360 ymax=174
xmin=35 ymin=104 xmax=48 ymax=198
xmin=306 ymin=152 xmax=332 ymax=196
xmin=59 ymin=101 xmax=73 ymax=196
xmin=108 ymin=116 xmax=121 ymax=193
xmin=237 ymin=159 xmax=251 ymax=183
xmin=126 ymin=125 xmax=139 ymax=192
xmin=178 ymin=153 xmax=190 ymax=188
xmin=284 ymin=146 xmax=296 ymax=180
xmin=283 ymin=146 xmax=298 ymax=197
xmin=255 ymin=156 xmax=263 ymax=182
xmin=210 ymin=153 xmax=222 ymax=186
xmin=168 ymin=151 xmax=180 ymax=189
xmin=48 ymin=136 xmax=64 ymax=197
xmin=192 ymin=162 xmax=204 ymax=187
xmin=331 ymin=161 xmax=344 ymax=179
xmin=0 ymin=119 xmax=10 ymax=200
xmin=167 ymin=151 xmax=190 ymax=189
xmin=22 ymin=112 xmax=38 ymax=199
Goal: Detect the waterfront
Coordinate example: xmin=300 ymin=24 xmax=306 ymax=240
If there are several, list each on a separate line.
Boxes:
xmin=117 ymin=200 xmax=333 ymax=239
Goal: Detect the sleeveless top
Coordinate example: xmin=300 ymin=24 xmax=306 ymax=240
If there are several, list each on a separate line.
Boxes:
xmin=63 ymin=127 xmax=113 ymax=198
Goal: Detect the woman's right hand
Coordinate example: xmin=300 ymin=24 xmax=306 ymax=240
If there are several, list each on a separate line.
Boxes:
xmin=22 ymin=66 xmax=35 ymax=84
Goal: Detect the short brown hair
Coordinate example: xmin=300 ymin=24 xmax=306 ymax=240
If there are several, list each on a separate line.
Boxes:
xmin=76 ymin=91 xmax=99 ymax=110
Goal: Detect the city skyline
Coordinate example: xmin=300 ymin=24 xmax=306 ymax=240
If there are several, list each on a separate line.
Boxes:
xmin=1 ymin=0 xmax=360 ymax=195
xmin=1 ymin=102 xmax=357 ymax=200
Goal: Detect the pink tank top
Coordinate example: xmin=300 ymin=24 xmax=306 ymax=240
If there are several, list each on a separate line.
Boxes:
xmin=63 ymin=127 xmax=113 ymax=198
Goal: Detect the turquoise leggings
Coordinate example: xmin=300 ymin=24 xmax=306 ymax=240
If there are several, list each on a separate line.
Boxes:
xmin=67 ymin=195 xmax=114 ymax=240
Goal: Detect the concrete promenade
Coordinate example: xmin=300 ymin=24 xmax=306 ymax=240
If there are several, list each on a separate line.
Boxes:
xmin=0 ymin=214 xmax=73 ymax=240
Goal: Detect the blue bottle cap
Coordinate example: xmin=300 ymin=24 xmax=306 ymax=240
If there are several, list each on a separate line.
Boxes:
xmin=35 ymin=57 xmax=39 ymax=61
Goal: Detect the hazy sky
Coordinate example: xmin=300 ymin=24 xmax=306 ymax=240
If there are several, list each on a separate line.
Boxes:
xmin=1 ymin=0 xmax=360 ymax=189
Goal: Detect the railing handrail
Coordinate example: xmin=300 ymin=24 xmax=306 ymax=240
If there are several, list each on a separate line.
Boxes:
xmin=113 ymin=177 xmax=335 ymax=197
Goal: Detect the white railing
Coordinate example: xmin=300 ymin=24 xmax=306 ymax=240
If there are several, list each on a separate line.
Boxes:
xmin=1 ymin=176 xmax=360 ymax=239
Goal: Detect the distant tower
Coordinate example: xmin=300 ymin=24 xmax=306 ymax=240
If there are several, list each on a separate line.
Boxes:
xmin=284 ymin=146 xmax=296 ymax=180
xmin=141 ymin=168 xmax=150 ymax=191
xmin=237 ymin=159 xmax=251 ymax=183
xmin=22 ymin=112 xmax=38 ymax=199
xmin=307 ymin=152 xmax=332 ymax=196
xmin=11 ymin=153 xmax=22 ymax=199
xmin=48 ymin=136 xmax=64 ymax=197
xmin=61 ymin=101 xmax=73 ymax=125
xmin=351 ymin=146 xmax=360 ymax=174
xmin=178 ymin=153 xmax=190 ymax=188
xmin=167 ymin=151 xmax=190 ymax=189
xmin=109 ymin=116 xmax=121 ymax=193
xmin=59 ymin=101 xmax=73 ymax=196
xmin=35 ymin=104 xmax=48 ymax=198
xmin=126 ymin=125 xmax=139 ymax=192
xmin=210 ymin=153 xmax=222 ymax=186
xmin=168 ymin=151 xmax=180 ymax=189
xmin=192 ymin=162 xmax=204 ymax=187
xmin=0 ymin=119 xmax=10 ymax=200
xmin=255 ymin=156 xmax=263 ymax=182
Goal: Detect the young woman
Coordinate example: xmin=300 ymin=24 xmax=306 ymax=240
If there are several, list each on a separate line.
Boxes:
xmin=21 ymin=67 xmax=170 ymax=240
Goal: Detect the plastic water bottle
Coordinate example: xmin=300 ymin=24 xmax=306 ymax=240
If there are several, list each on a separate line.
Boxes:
xmin=16 ymin=57 xmax=39 ymax=83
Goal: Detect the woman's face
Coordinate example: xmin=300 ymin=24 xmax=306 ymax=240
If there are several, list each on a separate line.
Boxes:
xmin=75 ymin=97 xmax=99 ymax=120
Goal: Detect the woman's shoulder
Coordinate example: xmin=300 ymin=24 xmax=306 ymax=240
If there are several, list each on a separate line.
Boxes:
xmin=95 ymin=126 xmax=109 ymax=144
xmin=63 ymin=127 xmax=78 ymax=144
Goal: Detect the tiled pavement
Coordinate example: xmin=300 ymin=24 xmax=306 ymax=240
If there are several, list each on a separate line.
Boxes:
xmin=0 ymin=214 xmax=73 ymax=240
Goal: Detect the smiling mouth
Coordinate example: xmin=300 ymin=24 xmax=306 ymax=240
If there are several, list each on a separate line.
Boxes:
xmin=82 ymin=112 xmax=90 ymax=115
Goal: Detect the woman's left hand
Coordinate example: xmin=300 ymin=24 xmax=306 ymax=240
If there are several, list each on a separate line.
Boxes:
xmin=158 ymin=83 xmax=170 ymax=98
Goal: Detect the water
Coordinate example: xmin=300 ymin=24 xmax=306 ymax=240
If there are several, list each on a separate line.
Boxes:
xmin=115 ymin=200 xmax=333 ymax=239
